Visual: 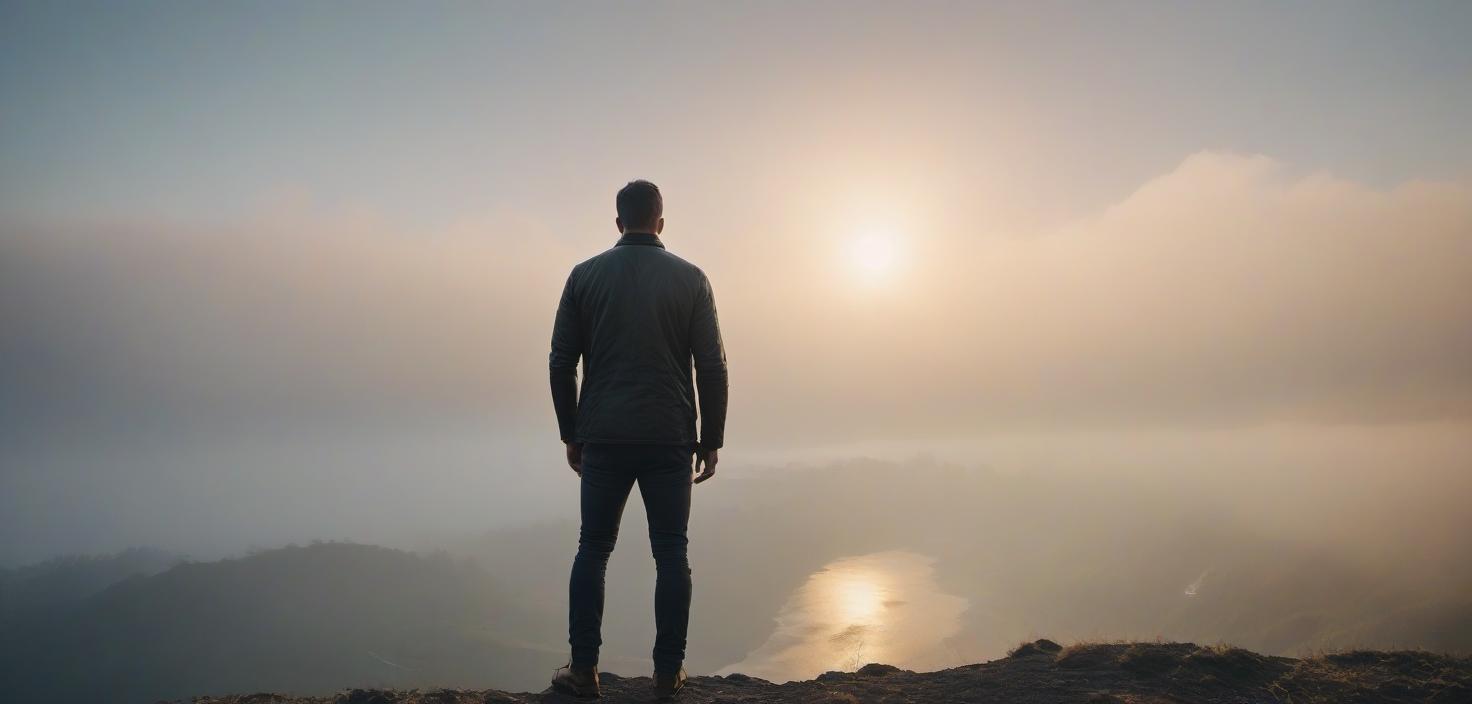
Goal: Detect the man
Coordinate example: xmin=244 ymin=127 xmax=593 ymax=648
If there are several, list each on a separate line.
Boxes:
xmin=548 ymin=180 xmax=728 ymax=700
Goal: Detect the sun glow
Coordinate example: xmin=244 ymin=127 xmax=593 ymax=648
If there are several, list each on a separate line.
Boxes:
xmin=846 ymin=230 xmax=903 ymax=283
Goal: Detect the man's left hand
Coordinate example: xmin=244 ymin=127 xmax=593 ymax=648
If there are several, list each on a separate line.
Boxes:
xmin=694 ymin=448 xmax=718 ymax=484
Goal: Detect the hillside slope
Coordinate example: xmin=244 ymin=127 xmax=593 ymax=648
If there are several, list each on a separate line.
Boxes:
xmin=0 ymin=543 xmax=545 ymax=704
xmin=184 ymin=640 xmax=1470 ymax=704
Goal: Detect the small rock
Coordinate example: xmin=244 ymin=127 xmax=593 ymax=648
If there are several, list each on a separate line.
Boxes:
xmin=856 ymin=663 xmax=902 ymax=677
xmin=1010 ymin=639 xmax=1064 ymax=658
xmin=336 ymin=690 xmax=395 ymax=704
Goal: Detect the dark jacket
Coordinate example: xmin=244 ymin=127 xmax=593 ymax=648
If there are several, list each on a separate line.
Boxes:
xmin=549 ymin=232 xmax=728 ymax=450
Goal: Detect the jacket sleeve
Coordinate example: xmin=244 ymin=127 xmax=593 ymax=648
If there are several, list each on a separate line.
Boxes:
xmin=690 ymin=272 xmax=728 ymax=451
xmin=549 ymin=270 xmax=582 ymax=443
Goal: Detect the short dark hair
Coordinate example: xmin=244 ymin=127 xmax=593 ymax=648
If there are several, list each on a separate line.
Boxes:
xmin=616 ymin=180 xmax=663 ymax=231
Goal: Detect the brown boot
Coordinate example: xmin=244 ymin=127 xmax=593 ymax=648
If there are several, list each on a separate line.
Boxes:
xmin=551 ymin=662 xmax=601 ymax=698
xmin=653 ymin=667 xmax=686 ymax=700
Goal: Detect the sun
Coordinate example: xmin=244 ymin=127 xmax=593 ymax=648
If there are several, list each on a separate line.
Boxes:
xmin=846 ymin=230 xmax=902 ymax=282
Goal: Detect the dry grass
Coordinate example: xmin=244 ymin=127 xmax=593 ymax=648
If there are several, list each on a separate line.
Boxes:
xmin=1056 ymin=641 xmax=1133 ymax=669
xmin=1271 ymin=648 xmax=1472 ymax=703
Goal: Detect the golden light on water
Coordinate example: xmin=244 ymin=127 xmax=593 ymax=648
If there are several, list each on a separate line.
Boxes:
xmin=830 ymin=574 xmax=886 ymax=626
xmin=717 ymin=551 xmax=969 ymax=683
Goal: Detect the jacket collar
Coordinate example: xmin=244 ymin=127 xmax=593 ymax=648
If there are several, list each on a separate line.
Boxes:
xmin=616 ymin=232 xmax=665 ymax=249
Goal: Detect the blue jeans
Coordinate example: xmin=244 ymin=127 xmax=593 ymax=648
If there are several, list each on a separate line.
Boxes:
xmin=568 ymin=443 xmax=693 ymax=674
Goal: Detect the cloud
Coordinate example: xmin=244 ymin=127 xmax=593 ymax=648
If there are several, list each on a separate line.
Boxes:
xmin=0 ymin=208 xmax=577 ymax=432
xmin=722 ymin=152 xmax=1472 ymax=440
xmin=3 ymin=152 xmax=1470 ymax=447
xmin=961 ymin=152 xmax=1472 ymax=426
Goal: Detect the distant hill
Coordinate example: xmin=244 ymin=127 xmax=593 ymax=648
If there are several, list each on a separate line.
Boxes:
xmin=0 ymin=546 xmax=181 ymax=621
xmin=180 ymin=640 xmax=1471 ymax=703
xmin=0 ymin=542 xmax=545 ymax=704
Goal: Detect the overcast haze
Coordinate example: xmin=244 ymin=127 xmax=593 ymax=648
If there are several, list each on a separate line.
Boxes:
xmin=3 ymin=1 xmax=1472 ymax=565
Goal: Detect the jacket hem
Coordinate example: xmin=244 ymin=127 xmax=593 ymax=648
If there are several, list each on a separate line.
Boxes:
xmin=575 ymin=436 xmax=698 ymax=448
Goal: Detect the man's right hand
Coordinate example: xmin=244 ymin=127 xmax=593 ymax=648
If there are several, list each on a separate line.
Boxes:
xmin=694 ymin=448 xmax=718 ymax=484
xmin=565 ymin=442 xmax=583 ymax=476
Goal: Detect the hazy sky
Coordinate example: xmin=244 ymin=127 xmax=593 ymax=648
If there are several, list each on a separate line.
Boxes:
xmin=3 ymin=1 xmax=1471 ymax=564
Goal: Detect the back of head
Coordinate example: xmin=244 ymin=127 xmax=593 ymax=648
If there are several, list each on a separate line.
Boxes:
xmin=616 ymin=180 xmax=663 ymax=234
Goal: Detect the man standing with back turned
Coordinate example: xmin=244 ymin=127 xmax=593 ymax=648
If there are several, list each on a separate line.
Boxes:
xmin=548 ymin=180 xmax=728 ymax=700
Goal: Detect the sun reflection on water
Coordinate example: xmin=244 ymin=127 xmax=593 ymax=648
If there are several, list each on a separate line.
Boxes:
xmin=716 ymin=551 xmax=969 ymax=683
xmin=832 ymin=573 xmax=886 ymax=625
